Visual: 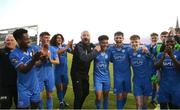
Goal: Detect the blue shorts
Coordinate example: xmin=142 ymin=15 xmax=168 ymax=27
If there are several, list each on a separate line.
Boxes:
xmin=94 ymin=80 xmax=110 ymax=91
xmin=55 ymin=73 xmax=68 ymax=85
xmin=36 ymin=66 xmax=55 ymax=92
xmin=39 ymin=75 xmax=55 ymax=92
xmin=133 ymin=79 xmax=152 ymax=96
xmin=172 ymin=86 xmax=180 ymax=106
xmin=114 ymin=78 xmax=131 ymax=94
xmin=18 ymin=87 xmax=40 ymax=108
xmin=158 ymin=83 xmax=180 ymax=106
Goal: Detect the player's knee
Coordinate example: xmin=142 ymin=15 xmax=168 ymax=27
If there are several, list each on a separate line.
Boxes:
xmin=46 ymin=92 xmax=53 ymax=98
xmin=122 ymin=93 xmax=128 ymax=98
xmin=117 ymin=94 xmax=123 ymax=100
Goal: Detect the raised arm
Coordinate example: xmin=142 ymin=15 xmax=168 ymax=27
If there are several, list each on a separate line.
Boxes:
xmin=57 ymin=40 xmax=74 ymax=54
xmin=77 ymin=45 xmax=100 ymax=62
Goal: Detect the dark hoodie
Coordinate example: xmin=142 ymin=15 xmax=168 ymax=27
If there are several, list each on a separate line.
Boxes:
xmin=0 ymin=47 xmax=17 ymax=89
xmin=70 ymin=41 xmax=98 ymax=80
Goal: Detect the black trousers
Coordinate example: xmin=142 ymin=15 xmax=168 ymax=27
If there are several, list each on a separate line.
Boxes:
xmin=71 ymin=76 xmax=89 ymax=109
xmin=0 ymin=86 xmax=17 ymax=109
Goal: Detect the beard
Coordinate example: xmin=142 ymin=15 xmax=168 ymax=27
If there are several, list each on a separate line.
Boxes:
xmin=82 ymin=38 xmax=90 ymax=44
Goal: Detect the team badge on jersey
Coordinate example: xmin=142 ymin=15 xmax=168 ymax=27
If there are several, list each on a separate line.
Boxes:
xmin=137 ymin=54 xmax=141 ymax=57
xmin=11 ymin=58 xmax=18 ymax=65
xmin=101 ymin=52 xmax=108 ymax=59
xmin=122 ymin=49 xmax=125 ymax=53
xmin=117 ymin=48 xmax=121 ymax=51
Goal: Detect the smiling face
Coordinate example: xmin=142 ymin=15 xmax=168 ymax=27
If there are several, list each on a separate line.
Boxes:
xmin=100 ymin=39 xmax=109 ymax=51
xmin=18 ymin=33 xmax=31 ymax=49
xmin=4 ymin=34 xmax=17 ymax=49
xmin=151 ymin=35 xmax=158 ymax=44
xmin=56 ymin=35 xmax=63 ymax=45
xmin=165 ymin=36 xmax=176 ymax=48
xmin=130 ymin=39 xmax=140 ymax=51
xmin=114 ymin=35 xmax=124 ymax=45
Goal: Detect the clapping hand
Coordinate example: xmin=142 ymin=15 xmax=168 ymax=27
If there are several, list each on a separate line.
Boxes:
xmin=40 ymin=44 xmax=51 ymax=61
xmin=32 ymin=51 xmax=43 ymax=61
xmin=164 ymin=45 xmax=173 ymax=56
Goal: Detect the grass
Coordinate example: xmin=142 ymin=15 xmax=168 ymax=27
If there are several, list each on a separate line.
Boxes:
xmin=41 ymin=53 xmax=154 ymax=109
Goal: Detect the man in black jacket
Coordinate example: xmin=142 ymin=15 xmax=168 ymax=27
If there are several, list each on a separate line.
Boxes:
xmin=70 ymin=31 xmax=100 ymax=109
xmin=0 ymin=34 xmax=17 ymax=109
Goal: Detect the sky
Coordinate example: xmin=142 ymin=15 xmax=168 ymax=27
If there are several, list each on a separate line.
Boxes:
xmin=0 ymin=0 xmax=180 ymax=44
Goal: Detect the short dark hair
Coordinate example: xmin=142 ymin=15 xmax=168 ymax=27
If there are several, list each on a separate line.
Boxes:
xmin=13 ymin=28 xmax=28 ymax=40
xmin=160 ymin=31 xmax=168 ymax=36
xmin=114 ymin=31 xmax=124 ymax=37
xmin=150 ymin=32 xmax=158 ymax=37
xmin=39 ymin=32 xmax=50 ymax=38
xmin=98 ymin=35 xmax=109 ymax=42
xmin=130 ymin=35 xmax=140 ymax=40
xmin=50 ymin=34 xmax=64 ymax=46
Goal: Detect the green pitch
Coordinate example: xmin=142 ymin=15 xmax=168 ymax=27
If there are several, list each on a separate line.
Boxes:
xmin=41 ymin=53 xmax=155 ymax=109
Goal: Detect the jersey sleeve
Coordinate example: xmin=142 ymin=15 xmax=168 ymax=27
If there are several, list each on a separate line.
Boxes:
xmin=32 ymin=45 xmax=41 ymax=55
xmin=107 ymin=46 xmax=113 ymax=62
xmin=9 ymin=51 xmax=23 ymax=69
xmin=51 ymin=47 xmax=58 ymax=60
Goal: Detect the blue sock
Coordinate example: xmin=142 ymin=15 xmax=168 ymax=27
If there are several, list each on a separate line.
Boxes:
xmin=142 ymin=105 xmax=147 ymax=109
xmin=46 ymin=97 xmax=53 ymax=109
xmin=58 ymin=90 xmax=63 ymax=103
xmin=122 ymin=98 xmax=127 ymax=108
xmin=63 ymin=89 xmax=67 ymax=99
xmin=151 ymin=88 xmax=156 ymax=102
xmin=103 ymin=99 xmax=108 ymax=109
xmin=95 ymin=100 xmax=101 ymax=109
xmin=117 ymin=99 xmax=123 ymax=109
xmin=39 ymin=99 xmax=44 ymax=109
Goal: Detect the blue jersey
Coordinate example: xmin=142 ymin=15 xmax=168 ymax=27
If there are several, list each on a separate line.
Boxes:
xmin=157 ymin=50 xmax=180 ymax=85
xmin=94 ymin=50 xmax=110 ymax=82
xmin=36 ymin=45 xmax=58 ymax=92
xmin=146 ymin=44 xmax=157 ymax=56
xmin=146 ymin=44 xmax=157 ymax=75
xmin=157 ymin=50 xmax=180 ymax=105
xmin=37 ymin=45 xmax=58 ymax=80
xmin=109 ymin=44 xmax=131 ymax=79
xmin=129 ymin=47 xmax=151 ymax=80
xmin=9 ymin=45 xmax=39 ymax=91
xmin=53 ymin=44 xmax=71 ymax=75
